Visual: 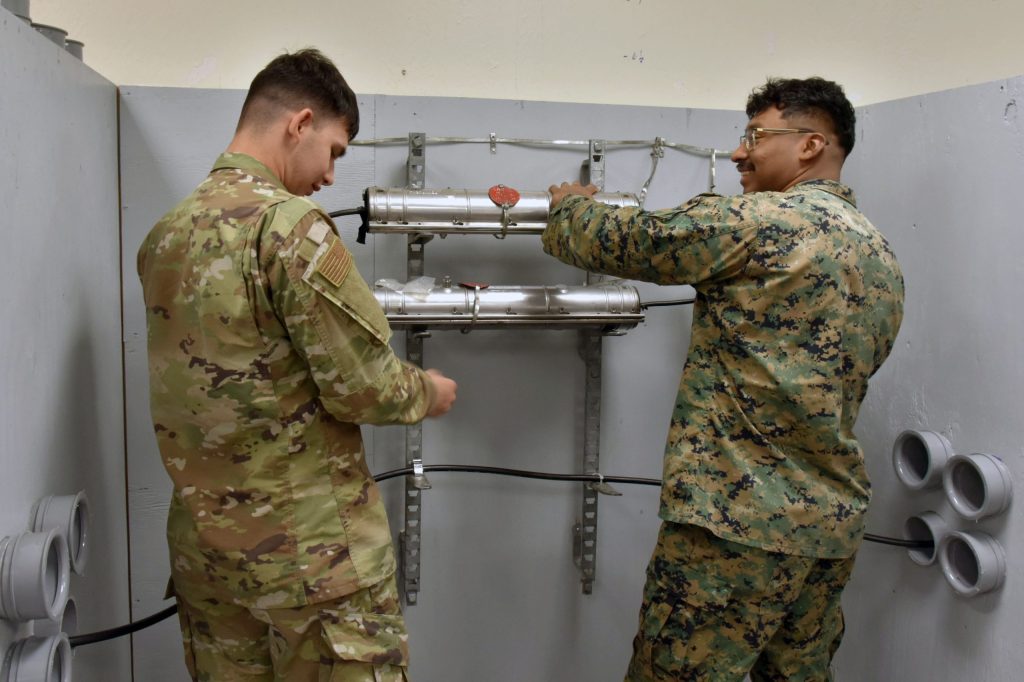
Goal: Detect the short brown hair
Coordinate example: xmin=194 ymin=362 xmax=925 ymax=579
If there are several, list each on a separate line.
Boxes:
xmin=238 ymin=48 xmax=359 ymax=139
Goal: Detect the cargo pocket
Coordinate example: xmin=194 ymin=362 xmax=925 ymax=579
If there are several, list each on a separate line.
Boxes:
xmin=636 ymin=571 xmax=732 ymax=679
xmin=318 ymin=609 xmax=410 ymax=669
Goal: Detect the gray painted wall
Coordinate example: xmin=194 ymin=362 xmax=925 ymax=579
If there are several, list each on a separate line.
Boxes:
xmin=835 ymin=77 xmax=1024 ymax=681
xmin=119 ymin=79 xmax=1024 ymax=682
xmin=0 ymin=9 xmax=130 ymax=681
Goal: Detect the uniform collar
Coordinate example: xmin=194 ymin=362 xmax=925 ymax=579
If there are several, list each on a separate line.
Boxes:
xmin=211 ymin=152 xmax=288 ymax=192
xmin=790 ymin=179 xmax=857 ymax=207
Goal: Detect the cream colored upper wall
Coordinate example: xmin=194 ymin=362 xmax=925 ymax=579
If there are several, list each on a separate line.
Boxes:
xmin=27 ymin=0 xmax=1024 ymax=109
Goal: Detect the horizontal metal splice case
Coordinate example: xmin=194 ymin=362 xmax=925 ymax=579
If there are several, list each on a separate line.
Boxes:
xmin=365 ymin=186 xmax=639 ymax=236
xmin=374 ymin=282 xmax=644 ymax=334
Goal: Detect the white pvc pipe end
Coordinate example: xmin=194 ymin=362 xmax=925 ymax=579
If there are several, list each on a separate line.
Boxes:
xmin=942 ymin=453 xmax=1013 ymax=520
xmin=31 ymin=597 xmax=77 ymax=639
xmin=1 ymin=635 xmax=72 ymax=682
xmin=903 ymin=511 xmax=949 ymax=566
xmin=939 ymin=531 xmax=1007 ymax=597
xmin=0 ymin=530 xmax=70 ymax=622
xmin=31 ymin=493 xmax=89 ymax=575
xmin=892 ymin=430 xmax=954 ymax=490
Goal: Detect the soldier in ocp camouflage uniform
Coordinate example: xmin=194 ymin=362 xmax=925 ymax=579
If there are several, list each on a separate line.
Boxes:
xmin=543 ymin=78 xmax=903 ymax=681
xmin=137 ymin=49 xmax=457 ymax=681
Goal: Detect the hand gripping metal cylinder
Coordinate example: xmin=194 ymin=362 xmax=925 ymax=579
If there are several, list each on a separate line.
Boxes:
xmin=374 ymin=282 xmax=644 ymax=334
xmin=364 ymin=186 xmax=639 ymax=236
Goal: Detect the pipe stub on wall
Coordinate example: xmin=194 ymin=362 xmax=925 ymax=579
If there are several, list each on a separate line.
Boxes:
xmin=30 ymin=23 xmax=66 ymax=47
xmin=1 ymin=0 xmax=31 ymax=21
xmin=0 ymin=529 xmax=70 ymax=622
xmin=31 ymin=597 xmax=77 ymax=639
xmin=939 ymin=531 xmax=1007 ymax=597
xmin=903 ymin=511 xmax=949 ymax=566
xmin=63 ymin=39 xmax=83 ymax=60
xmin=892 ymin=430 xmax=955 ymax=490
xmin=31 ymin=493 xmax=89 ymax=575
xmin=1 ymin=635 xmax=72 ymax=682
xmin=942 ymin=453 xmax=1013 ymax=521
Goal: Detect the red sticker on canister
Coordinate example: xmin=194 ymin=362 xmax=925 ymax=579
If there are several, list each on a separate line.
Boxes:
xmin=488 ymin=184 xmax=521 ymax=207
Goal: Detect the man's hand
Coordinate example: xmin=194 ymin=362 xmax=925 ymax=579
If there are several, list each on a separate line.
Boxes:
xmin=548 ymin=182 xmax=599 ymax=209
xmin=425 ymin=368 xmax=457 ymax=417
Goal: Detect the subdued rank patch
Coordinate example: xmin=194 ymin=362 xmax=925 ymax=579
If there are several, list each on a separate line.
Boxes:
xmin=316 ymin=240 xmax=351 ymax=287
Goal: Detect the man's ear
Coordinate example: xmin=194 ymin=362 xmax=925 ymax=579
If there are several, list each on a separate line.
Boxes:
xmin=285 ymin=108 xmax=315 ymax=141
xmin=799 ymin=133 xmax=829 ymax=161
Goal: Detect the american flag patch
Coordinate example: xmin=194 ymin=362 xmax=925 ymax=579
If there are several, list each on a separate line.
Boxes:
xmin=315 ymin=240 xmax=351 ymax=287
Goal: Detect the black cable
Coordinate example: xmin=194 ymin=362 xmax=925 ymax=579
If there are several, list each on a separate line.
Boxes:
xmin=373 ymin=463 xmax=660 ymax=488
xmin=379 ymin=464 xmax=930 ymax=549
xmin=327 ymin=206 xmax=365 ymax=218
xmin=864 ymin=533 xmax=932 ymax=549
xmin=640 ymin=298 xmax=696 ymax=309
xmin=69 ymin=462 xmax=927 ymax=648
xmin=69 ymin=604 xmax=179 ymax=648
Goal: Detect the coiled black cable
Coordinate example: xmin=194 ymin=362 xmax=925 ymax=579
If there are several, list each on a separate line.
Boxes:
xmin=69 ymin=463 xmax=928 ymax=648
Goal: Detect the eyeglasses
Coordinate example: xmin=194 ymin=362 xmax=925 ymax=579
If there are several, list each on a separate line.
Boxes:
xmin=738 ymin=127 xmax=828 ymax=151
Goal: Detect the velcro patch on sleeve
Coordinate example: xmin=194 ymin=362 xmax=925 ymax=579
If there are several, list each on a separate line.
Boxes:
xmin=315 ymin=239 xmax=352 ymax=287
xmin=306 ymin=220 xmax=330 ymax=245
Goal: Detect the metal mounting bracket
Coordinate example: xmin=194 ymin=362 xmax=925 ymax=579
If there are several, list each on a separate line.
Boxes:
xmin=407 ymin=132 xmax=425 ymax=189
xmin=580 ymin=139 xmax=606 ymax=191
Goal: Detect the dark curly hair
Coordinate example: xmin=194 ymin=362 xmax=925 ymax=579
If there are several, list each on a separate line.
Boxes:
xmin=746 ymin=77 xmax=855 ymax=156
xmin=239 ymin=48 xmax=359 ymax=139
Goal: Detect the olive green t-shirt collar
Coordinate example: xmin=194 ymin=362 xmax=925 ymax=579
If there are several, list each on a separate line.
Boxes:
xmin=211 ymin=152 xmax=288 ymax=192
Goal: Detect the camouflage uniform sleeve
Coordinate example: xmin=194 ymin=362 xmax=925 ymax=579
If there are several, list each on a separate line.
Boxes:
xmin=542 ymin=193 xmax=762 ymax=285
xmin=263 ymin=207 xmax=435 ymax=425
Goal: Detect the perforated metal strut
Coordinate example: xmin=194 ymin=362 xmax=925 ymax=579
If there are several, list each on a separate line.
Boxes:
xmin=400 ymin=133 xmax=430 ymax=606
xmin=575 ymin=331 xmax=602 ymax=594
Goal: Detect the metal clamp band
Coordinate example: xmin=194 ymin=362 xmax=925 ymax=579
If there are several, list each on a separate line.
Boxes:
xmin=461 ymin=285 xmax=482 ymax=334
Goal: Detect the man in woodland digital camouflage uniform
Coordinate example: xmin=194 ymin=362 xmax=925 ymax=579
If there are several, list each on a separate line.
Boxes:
xmin=138 ymin=49 xmax=457 ymax=681
xmin=543 ymin=78 xmax=903 ymax=681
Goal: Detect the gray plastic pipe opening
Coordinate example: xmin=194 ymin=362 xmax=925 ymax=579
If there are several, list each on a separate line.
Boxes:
xmin=942 ymin=453 xmax=1013 ymax=521
xmin=1 ymin=634 xmax=72 ymax=682
xmin=891 ymin=430 xmax=954 ymax=490
xmin=939 ymin=531 xmax=1007 ymax=597
xmin=64 ymin=39 xmax=83 ymax=60
xmin=0 ymin=529 xmax=70 ymax=622
xmin=30 ymin=23 xmax=66 ymax=47
xmin=32 ymin=597 xmax=77 ymax=639
xmin=903 ymin=511 xmax=949 ymax=566
xmin=31 ymin=493 xmax=89 ymax=574
xmin=1 ymin=0 xmax=31 ymax=21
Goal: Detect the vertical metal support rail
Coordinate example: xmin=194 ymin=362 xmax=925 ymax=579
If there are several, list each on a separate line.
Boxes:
xmin=572 ymin=140 xmax=606 ymax=594
xmin=574 ymin=332 xmax=603 ymax=594
xmin=400 ymin=132 xmax=431 ymax=606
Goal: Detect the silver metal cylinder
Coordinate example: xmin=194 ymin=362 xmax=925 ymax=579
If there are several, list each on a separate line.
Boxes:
xmin=365 ymin=187 xmax=639 ymax=236
xmin=374 ymin=282 xmax=644 ymax=334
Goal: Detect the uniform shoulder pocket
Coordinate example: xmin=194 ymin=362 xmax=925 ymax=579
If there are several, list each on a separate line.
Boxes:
xmin=301 ymin=232 xmax=391 ymax=346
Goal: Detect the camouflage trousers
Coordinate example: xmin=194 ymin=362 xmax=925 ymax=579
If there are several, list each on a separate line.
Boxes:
xmin=174 ymin=573 xmax=410 ymax=682
xmin=625 ymin=522 xmax=854 ymax=682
